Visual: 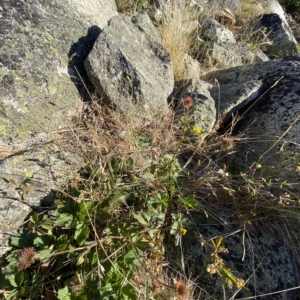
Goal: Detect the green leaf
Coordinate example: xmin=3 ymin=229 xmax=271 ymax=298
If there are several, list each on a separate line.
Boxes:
xmin=216 ymin=236 xmax=223 ymax=249
xmin=180 ymin=196 xmax=199 ymax=210
xmin=150 ymin=211 xmax=165 ymax=223
xmin=124 ymin=249 xmax=136 ymax=263
xmin=14 ymin=271 xmax=24 ymax=287
xmin=74 ymin=223 xmax=90 ymax=246
xmin=79 ymin=201 xmax=93 ymax=216
xmin=7 ymin=273 xmax=18 ymax=288
xmin=150 ymin=164 xmax=157 ymax=174
xmin=144 ymin=277 xmax=149 ymax=300
xmin=56 ymin=198 xmax=79 ymax=215
xmin=100 ymin=282 xmax=115 ymax=298
xmin=148 ymin=193 xmax=170 ymax=209
xmin=34 ymin=235 xmax=54 ymax=249
xmin=5 ymin=251 xmax=18 ymax=265
xmin=170 ymin=221 xmax=180 ymax=235
xmin=220 ymin=267 xmax=238 ymax=285
xmin=10 ymin=230 xmax=37 ymax=248
xmin=30 ymin=282 xmax=43 ymax=299
xmin=55 ymin=213 xmax=74 ymax=227
xmin=139 ymin=172 xmax=155 ymax=181
xmin=32 ymin=272 xmax=42 ymax=284
xmin=56 ymin=234 xmax=69 ymax=251
xmin=132 ymin=212 xmax=148 ymax=226
xmin=7 ymin=288 xmax=19 ymax=300
xmin=97 ymin=211 xmax=111 ymax=221
xmin=120 ymin=284 xmax=137 ymax=299
xmin=30 ymin=213 xmax=39 ymax=224
xmin=40 ymin=215 xmax=54 ymax=232
xmin=57 ymin=286 xmax=71 ymax=300
xmin=36 ymin=248 xmax=53 ymax=263
xmin=157 ymin=169 xmax=169 ymax=178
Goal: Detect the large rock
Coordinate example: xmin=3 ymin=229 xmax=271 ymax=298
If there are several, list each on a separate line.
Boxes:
xmin=166 ymin=212 xmax=296 ymax=299
xmin=202 ymin=41 xmax=255 ymax=67
xmin=254 ymin=0 xmax=290 ymax=25
xmin=175 ymin=78 xmax=216 ymax=141
xmin=203 ymin=55 xmax=300 ymax=180
xmin=199 ymin=18 xmax=254 ymax=67
xmin=0 ymin=0 xmax=118 ymax=255
xmin=84 ymin=14 xmax=174 ymax=117
xmin=182 ymin=54 xmax=202 ymax=79
xmin=194 ymin=0 xmax=241 ymax=14
xmin=240 ymin=13 xmax=299 ymax=58
xmin=208 ymin=80 xmax=262 ymax=122
xmin=202 ymin=18 xmax=236 ymax=45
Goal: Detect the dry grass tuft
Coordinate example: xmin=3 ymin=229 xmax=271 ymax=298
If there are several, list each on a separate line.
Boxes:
xmin=158 ymin=0 xmax=201 ymax=80
xmin=72 ymin=100 xmax=180 ymax=171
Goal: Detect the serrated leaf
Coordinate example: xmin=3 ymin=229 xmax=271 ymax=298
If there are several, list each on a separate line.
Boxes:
xmin=74 ymin=223 xmax=89 ymax=246
xmin=180 ymin=196 xmax=199 ymax=210
xmin=79 ymin=201 xmax=93 ymax=215
xmin=55 ymin=213 xmax=74 ymax=227
xmin=40 ymin=215 xmax=54 ymax=232
xmin=5 ymin=251 xmax=18 ymax=265
xmin=57 ymin=286 xmax=71 ymax=300
xmin=132 ymin=212 xmax=148 ymax=226
xmin=35 ymin=248 xmax=53 ymax=263
xmin=148 ymin=193 xmax=170 ymax=209
xmin=151 ymin=212 xmax=165 ymax=223
xmin=10 ymin=230 xmax=36 ymax=248
xmin=56 ymin=234 xmax=69 ymax=251
xmin=34 ymin=235 xmax=54 ymax=249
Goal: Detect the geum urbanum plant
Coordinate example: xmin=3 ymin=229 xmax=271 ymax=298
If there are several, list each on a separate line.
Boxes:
xmin=0 ymin=100 xmax=204 ymax=299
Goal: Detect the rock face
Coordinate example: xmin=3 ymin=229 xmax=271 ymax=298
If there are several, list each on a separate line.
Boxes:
xmin=84 ymin=14 xmax=174 ymax=117
xmin=197 ymin=0 xmax=242 ymax=14
xmin=0 ymin=0 xmax=117 ymax=140
xmin=202 ymin=18 xmax=236 ymax=44
xmin=208 ymin=80 xmax=262 ymax=122
xmin=175 ymin=79 xmax=216 ymax=139
xmin=166 ymin=215 xmax=296 ymax=299
xmin=199 ymin=18 xmax=255 ymax=66
xmin=0 ymin=0 xmax=118 ymax=255
xmin=240 ymin=13 xmax=299 ymax=58
xmin=204 ymin=55 xmax=300 ymax=179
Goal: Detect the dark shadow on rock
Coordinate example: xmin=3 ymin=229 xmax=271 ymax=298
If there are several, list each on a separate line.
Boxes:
xmin=68 ymin=25 xmax=101 ymax=102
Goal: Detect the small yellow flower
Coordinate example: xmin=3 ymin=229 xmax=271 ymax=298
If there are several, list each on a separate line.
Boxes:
xmin=192 ymin=126 xmax=202 ymax=135
xmin=179 ymin=228 xmax=187 ymax=235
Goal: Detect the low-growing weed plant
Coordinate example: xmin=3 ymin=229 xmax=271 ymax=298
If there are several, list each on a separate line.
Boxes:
xmin=1 ymin=1 xmax=300 ymax=299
